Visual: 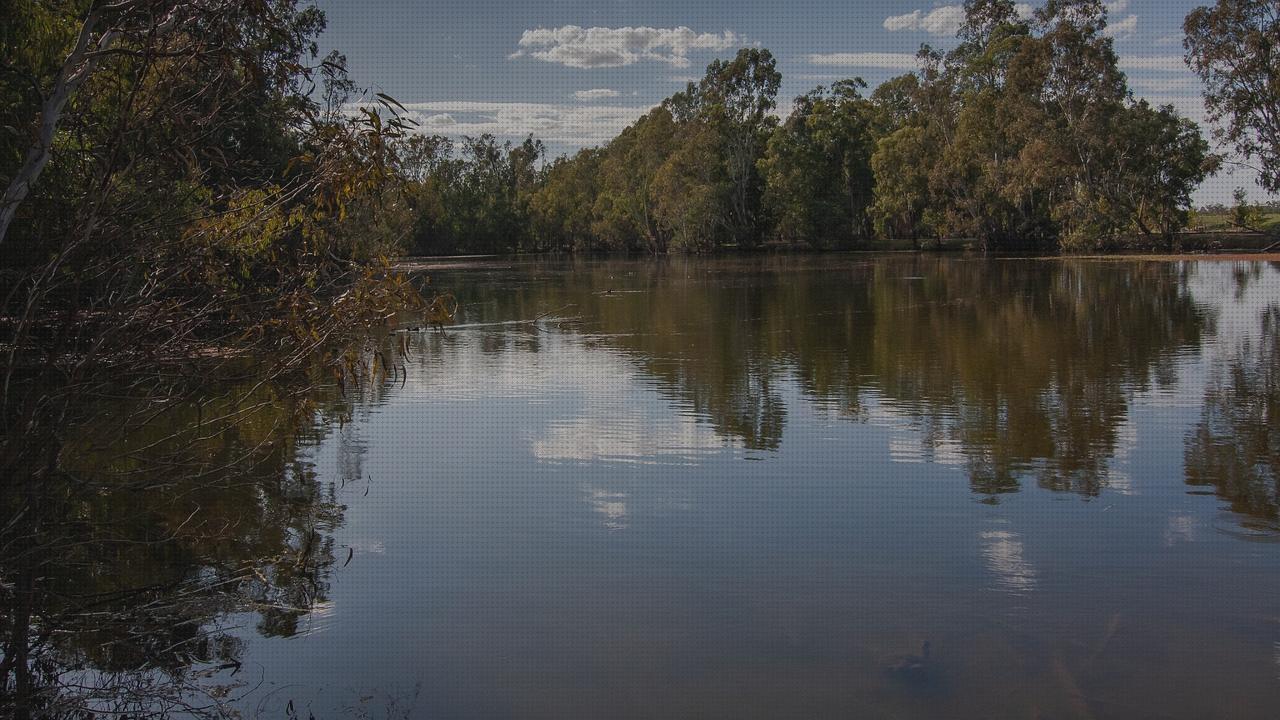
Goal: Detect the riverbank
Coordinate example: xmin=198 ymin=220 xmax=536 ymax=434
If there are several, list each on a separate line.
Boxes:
xmin=394 ymin=239 xmax=1280 ymax=273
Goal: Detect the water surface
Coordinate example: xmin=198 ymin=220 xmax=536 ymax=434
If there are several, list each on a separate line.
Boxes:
xmin=49 ymin=255 xmax=1280 ymax=718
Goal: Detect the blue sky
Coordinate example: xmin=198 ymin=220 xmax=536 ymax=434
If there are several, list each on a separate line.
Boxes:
xmin=315 ymin=0 xmax=1267 ymax=204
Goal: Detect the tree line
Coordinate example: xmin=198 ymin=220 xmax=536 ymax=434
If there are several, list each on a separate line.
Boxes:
xmin=393 ymin=0 xmax=1278 ymax=255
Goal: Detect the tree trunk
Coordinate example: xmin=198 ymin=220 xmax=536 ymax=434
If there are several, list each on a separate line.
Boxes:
xmin=0 ymin=11 xmax=118 ymax=247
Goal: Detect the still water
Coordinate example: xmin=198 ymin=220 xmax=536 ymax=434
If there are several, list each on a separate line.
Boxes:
xmin=32 ymin=255 xmax=1280 ymax=718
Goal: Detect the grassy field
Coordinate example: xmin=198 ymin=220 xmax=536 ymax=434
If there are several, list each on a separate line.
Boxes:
xmin=1190 ymin=210 xmax=1280 ymax=233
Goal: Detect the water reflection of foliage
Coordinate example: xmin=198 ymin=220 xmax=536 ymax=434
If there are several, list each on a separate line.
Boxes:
xmin=0 ymin=364 xmax=358 ymax=718
xmin=433 ymin=256 xmax=1206 ymax=497
xmin=863 ymin=259 xmax=1203 ymax=498
xmin=1186 ymin=306 xmax=1280 ymax=532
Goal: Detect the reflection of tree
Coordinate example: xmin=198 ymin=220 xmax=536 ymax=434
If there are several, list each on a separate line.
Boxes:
xmin=432 ymin=256 xmax=1206 ymax=494
xmin=865 ymin=259 xmax=1206 ymax=497
xmin=1186 ymin=306 xmax=1280 ymax=532
xmin=0 ymin=368 xmax=354 ymax=718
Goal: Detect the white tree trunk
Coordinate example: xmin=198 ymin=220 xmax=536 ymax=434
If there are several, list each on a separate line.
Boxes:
xmin=0 ymin=11 xmax=119 ymax=247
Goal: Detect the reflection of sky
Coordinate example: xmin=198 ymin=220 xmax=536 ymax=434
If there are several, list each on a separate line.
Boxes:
xmin=1164 ymin=513 xmax=1199 ymax=547
xmin=532 ymin=399 xmax=735 ymax=466
xmin=241 ymin=259 xmax=1280 ymax=719
xmin=584 ymin=488 xmax=629 ymax=531
xmin=1173 ymin=262 xmax=1280 ymax=406
xmin=979 ymin=528 xmax=1037 ymax=595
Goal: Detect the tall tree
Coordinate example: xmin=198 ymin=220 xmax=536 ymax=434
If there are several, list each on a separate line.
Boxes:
xmin=1184 ymin=0 xmax=1280 ymax=192
xmin=667 ymin=48 xmax=781 ymax=248
xmin=761 ymin=80 xmax=877 ymax=247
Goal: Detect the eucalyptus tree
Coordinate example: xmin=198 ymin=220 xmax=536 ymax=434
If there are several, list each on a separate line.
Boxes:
xmin=1185 ymin=0 xmax=1280 ymax=192
xmin=868 ymin=74 xmax=947 ymax=242
xmin=1100 ymin=101 xmax=1218 ymax=246
xmin=665 ymin=48 xmax=782 ymax=248
xmin=403 ymin=134 xmax=544 ymax=254
xmin=591 ymin=107 xmax=680 ymax=252
xmin=859 ymin=0 xmax=1211 ymax=250
xmin=761 ymin=80 xmax=878 ymax=247
xmin=527 ymin=149 xmax=604 ymax=251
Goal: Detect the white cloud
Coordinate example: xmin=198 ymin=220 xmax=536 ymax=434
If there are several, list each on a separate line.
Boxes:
xmin=806 ymin=52 xmax=923 ymax=70
xmin=420 ymin=113 xmax=457 ymax=128
xmin=884 ymin=4 xmax=1035 ymax=36
xmin=1105 ymin=14 xmax=1139 ymax=38
xmin=510 ymin=25 xmax=740 ymax=69
xmin=574 ymin=88 xmax=621 ymax=101
xmin=393 ymin=100 xmax=654 ymax=145
xmin=980 ymin=530 xmax=1037 ymax=594
xmin=883 ymin=9 xmax=925 ymax=32
xmin=883 ymin=6 xmax=966 ymax=36
xmin=1105 ymin=0 xmax=1130 ymax=12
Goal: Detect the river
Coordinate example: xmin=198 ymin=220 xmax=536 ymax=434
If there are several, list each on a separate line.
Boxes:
xmin=14 ymin=254 xmax=1280 ymax=719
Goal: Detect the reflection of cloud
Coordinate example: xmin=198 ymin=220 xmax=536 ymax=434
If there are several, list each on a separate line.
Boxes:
xmin=870 ymin=395 xmax=966 ymax=467
xmin=888 ymin=434 xmax=965 ymax=467
xmin=1107 ymin=469 xmax=1134 ymax=495
xmin=980 ymin=530 xmax=1037 ymax=594
xmin=1164 ymin=513 xmax=1198 ymax=547
xmin=533 ymin=414 xmax=732 ymax=465
xmin=933 ymin=440 xmax=966 ymax=466
xmin=585 ymin=488 xmax=629 ymax=531
xmin=295 ymin=600 xmax=337 ymax=638
xmin=1107 ymin=418 xmax=1138 ymax=495
xmin=346 ymin=539 xmax=386 ymax=555
xmin=889 ymin=435 xmax=926 ymax=464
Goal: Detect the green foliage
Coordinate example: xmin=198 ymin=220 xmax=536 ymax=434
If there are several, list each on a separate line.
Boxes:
xmin=399 ymin=134 xmax=545 ymax=255
xmin=1185 ymin=0 xmax=1280 ymax=193
xmin=522 ymin=49 xmax=783 ymax=253
xmin=0 ymin=4 xmax=441 ymax=716
xmin=535 ymin=0 xmax=1207 ymax=254
xmin=761 ymin=80 xmax=877 ymax=248
xmin=416 ymin=12 xmax=1220 ymax=255
xmin=1231 ymin=186 xmax=1267 ymax=229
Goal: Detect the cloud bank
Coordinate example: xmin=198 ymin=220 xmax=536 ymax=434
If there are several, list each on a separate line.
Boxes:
xmin=806 ymin=52 xmax=923 ymax=70
xmin=396 ymin=100 xmax=654 ymax=145
xmin=883 ymin=3 xmax=1136 ymax=39
xmin=883 ymin=4 xmax=1034 ymax=37
xmin=574 ymin=88 xmax=622 ymax=101
xmin=883 ymin=5 xmax=967 ymax=36
xmin=510 ymin=26 xmax=740 ymax=68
